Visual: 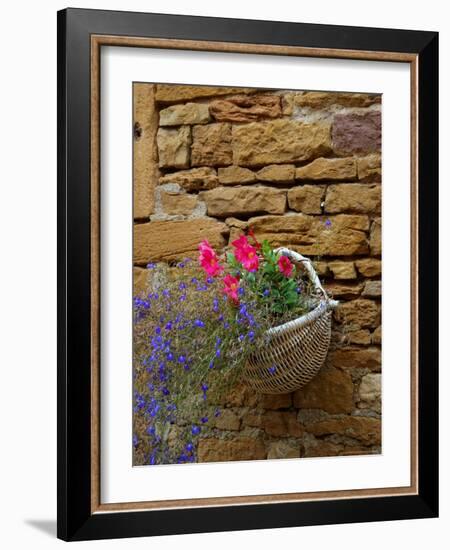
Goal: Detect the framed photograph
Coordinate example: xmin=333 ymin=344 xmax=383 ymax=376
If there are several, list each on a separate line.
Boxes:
xmin=57 ymin=8 xmax=438 ymax=541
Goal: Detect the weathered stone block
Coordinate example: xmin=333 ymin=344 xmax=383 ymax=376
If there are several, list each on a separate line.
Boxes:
xmin=133 ymin=267 xmax=150 ymax=296
xmin=213 ymin=409 xmax=241 ymax=431
xmin=157 ymin=126 xmax=191 ymax=169
xmin=355 ymin=258 xmax=382 ymax=277
xmin=263 ymin=411 xmax=303 ymax=437
xmin=324 ymin=184 xmax=381 ymax=214
xmin=293 ymin=91 xmax=381 ymax=109
xmin=343 ymin=329 xmax=372 ymax=346
xmin=258 ymin=393 xmax=292 ymax=410
xmin=288 ymin=185 xmax=325 ymax=214
xmin=155 ymin=84 xmax=256 ymax=104
xmin=328 ymin=347 xmax=381 ymax=371
xmin=159 ymin=167 xmax=218 ymax=192
xmin=256 ymin=164 xmax=296 ymax=183
xmin=134 ymin=218 xmax=228 ymax=263
xmin=232 ymin=120 xmax=331 ymax=166
xmin=334 ymin=299 xmax=381 ymax=328
xmin=201 ymin=186 xmax=286 ymax=217
xmin=324 ymin=282 xmax=364 ymax=300
xmin=293 ymin=367 xmax=354 ymax=414
xmin=362 ymin=280 xmax=382 ymax=297
xmin=160 ymin=191 xmax=197 ymax=216
xmin=370 ymin=217 xmax=382 ymax=256
xmin=358 ymin=154 xmax=382 ymax=181
xmin=248 ymin=214 xmax=369 ymax=256
xmin=332 ymin=111 xmax=381 ymax=155
xmin=191 ymin=123 xmax=233 ymax=166
xmin=327 ymin=260 xmax=357 ymax=280
xmin=210 ymin=94 xmax=281 ymax=122
xmin=372 ymin=326 xmax=382 ymax=345
xmin=267 ymin=440 xmax=301 ymax=459
xmin=305 ymin=416 xmax=381 ymax=445
xmin=134 ymin=83 xmax=159 ymax=218
xmin=358 ymin=373 xmax=382 ymax=413
xmin=159 ymin=102 xmax=210 ymax=126
xmin=295 ymin=157 xmax=357 ymax=181
xmin=197 ymin=437 xmax=266 ymax=462
xmin=218 ymin=165 xmax=256 ymax=185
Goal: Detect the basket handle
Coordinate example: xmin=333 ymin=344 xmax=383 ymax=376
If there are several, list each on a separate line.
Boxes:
xmin=275 ymin=247 xmax=337 ymax=309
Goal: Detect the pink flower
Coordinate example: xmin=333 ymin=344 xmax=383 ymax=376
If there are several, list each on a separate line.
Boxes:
xmin=198 ymin=240 xmax=223 ymax=277
xmin=222 ymin=274 xmax=240 ymax=304
xmin=278 ymin=255 xmax=293 ymax=277
xmin=231 ymin=235 xmax=259 ymax=272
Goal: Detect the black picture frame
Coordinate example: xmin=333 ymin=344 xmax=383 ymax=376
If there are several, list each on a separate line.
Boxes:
xmin=57 ymin=7 xmax=439 ymax=541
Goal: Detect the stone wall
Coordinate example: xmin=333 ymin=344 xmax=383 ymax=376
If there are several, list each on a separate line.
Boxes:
xmin=133 ymin=83 xmax=382 ymax=461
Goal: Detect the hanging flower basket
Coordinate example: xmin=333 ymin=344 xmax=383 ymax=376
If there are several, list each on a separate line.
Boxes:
xmin=243 ymin=248 xmax=338 ymax=394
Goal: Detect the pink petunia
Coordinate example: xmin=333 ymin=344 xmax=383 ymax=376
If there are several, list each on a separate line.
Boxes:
xmin=198 ymin=240 xmax=223 ymax=277
xmin=222 ymin=274 xmax=240 ymax=304
xmin=278 ymin=255 xmax=294 ymax=277
xmin=231 ymin=235 xmax=259 ymax=272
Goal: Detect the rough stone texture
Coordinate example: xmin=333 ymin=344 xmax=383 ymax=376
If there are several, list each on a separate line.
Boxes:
xmin=191 ymin=123 xmax=233 ymax=166
xmin=324 ymin=282 xmax=364 ymax=300
xmin=160 ymin=190 xmax=198 ymax=216
xmin=159 ymin=167 xmax=218 ymax=192
xmin=267 ymin=440 xmax=301 ymax=459
xmin=248 ymin=214 xmax=369 ymax=256
xmin=134 ymin=83 xmax=159 ymax=218
xmin=303 ymin=437 xmax=343 ymax=458
xmin=155 ymin=85 xmax=256 ymax=104
xmin=334 ymin=299 xmax=381 ymax=329
xmin=362 ymin=280 xmax=382 ymax=297
xmin=159 ymin=102 xmax=210 ymax=126
xmin=328 ymin=347 xmax=381 ymax=372
xmin=293 ymin=367 xmax=354 ymax=414
xmin=355 ymin=258 xmax=382 ymax=277
xmin=344 ymin=329 xmax=372 ymax=346
xmin=133 ymin=267 xmax=150 ymax=296
xmin=288 ymin=185 xmax=325 ymax=214
xmin=198 ymin=437 xmax=266 ymax=462
xmin=370 ymin=217 xmax=382 ymax=256
xmin=256 ymin=164 xmax=296 ymax=183
xmin=263 ymin=411 xmax=303 ymax=437
xmin=358 ymin=154 xmax=382 ymax=181
xmin=258 ymin=393 xmax=292 ymax=410
xmin=210 ymin=94 xmax=281 ymax=122
xmin=372 ymin=326 xmax=382 ymax=345
xmin=295 ymin=157 xmax=357 ymax=181
xmin=201 ymin=186 xmax=286 ymax=217
xmin=218 ymin=165 xmax=257 ymax=185
xmin=332 ymin=111 xmax=381 ymax=155
xmin=305 ymin=416 xmax=381 ymax=445
xmin=134 ymin=218 xmax=228 ymax=263
xmin=325 ymin=184 xmax=381 ymax=214
xmin=358 ymin=373 xmax=382 ymax=413
xmin=225 ymin=217 xmax=248 ymax=242
xmin=213 ymin=409 xmax=241 ymax=431
xmin=232 ymin=120 xmax=331 ymax=166
xmin=293 ymin=91 xmax=381 ymax=109
xmin=313 ymin=261 xmax=330 ymax=277
xmin=157 ymin=126 xmax=191 ymax=169
xmin=327 ymin=260 xmax=357 ymax=280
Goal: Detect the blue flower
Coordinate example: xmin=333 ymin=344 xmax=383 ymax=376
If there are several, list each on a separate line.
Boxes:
xmin=201 ymin=416 xmax=209 ymax=424
xmin=146 ymin=426 xmax=156 ymax=436
xmin=201 ymin=383 xmax=209 ymax=392
xmin=178 ymin=355 xmax=186 ymax=364
xmin=194 ymin=319 xmax=205 ymax=328
xmin=215 ymin=349 xmax=221 ymax=357
xmin=162 ymin=387 xmax=170 ymax=396
xmin=149 ymin=453 xmax=156 ymax=465
xmin=191 ymin=425 xmax=201 ymax=436
xmin=214 ymin=408 xmax=221 ymax=418
xmin=238 ymin=287 xmax=245 ymax=296
xmin=209 ymin=360 xmax=215 ymax=369
xmin=325 ymin=219 xmax=332 ymax=228
xmin=263 ymin=288 xmax=270 ymax=297
xmin=206 ymin=277 xmax=214 ymax=284
xmin=178 ymin=282 xmax=187 ymax=290
xmin=165 ymin=322 xmax=172 ymax=331
xmin=248 ymin=330 xmax=255 ymax=341
xmin=146 ymin=262 xmax=156 ymax=269
xmin=268 ymin=365 xmax=277 ymax=375
xmin=133 ymin=434 xmax=139 ymax=446
xmin=185 ymin=442 xmax=194 ymax=452
xmin=155 ymin=326 xmax=161 ymax=335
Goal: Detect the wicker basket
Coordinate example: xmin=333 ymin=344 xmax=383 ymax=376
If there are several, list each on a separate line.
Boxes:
xmin=243 ymin=248 xmax=338 ymax=394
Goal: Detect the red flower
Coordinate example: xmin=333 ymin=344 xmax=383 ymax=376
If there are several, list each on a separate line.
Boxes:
xmin=222 ymin=274 xmax=240 ymax=303
xmin=247 ymin=228 xmax=262 ymax=250
xmin=278 ymin=255 xmax=294 ymax=277
xmin=231 ymin=235 xmax=259 ymax=272
xmin=198 ymin=240 xmax=223 ymax=277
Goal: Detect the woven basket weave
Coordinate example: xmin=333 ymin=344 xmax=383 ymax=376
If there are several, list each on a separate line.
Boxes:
xmin=243 ymin=248 xmax=338 ymax=394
